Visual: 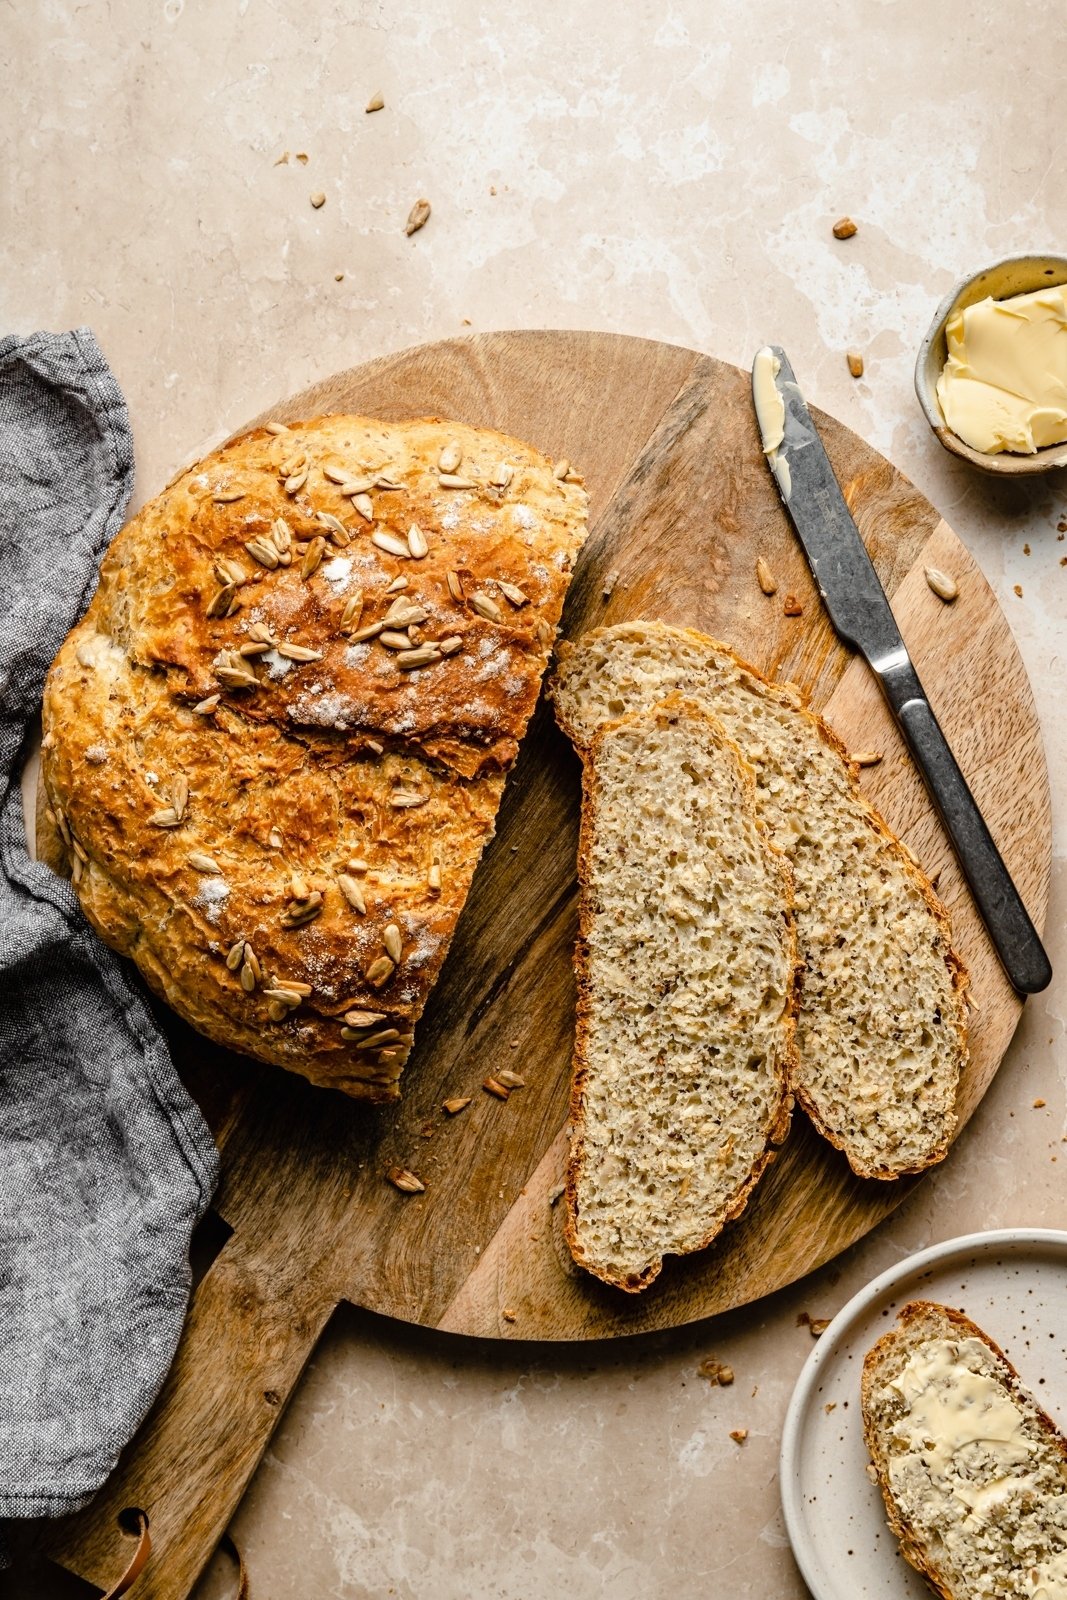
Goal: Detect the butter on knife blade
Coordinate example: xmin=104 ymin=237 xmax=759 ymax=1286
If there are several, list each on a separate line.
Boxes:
xmin=753 ymin=345 xmax=791 ymax=498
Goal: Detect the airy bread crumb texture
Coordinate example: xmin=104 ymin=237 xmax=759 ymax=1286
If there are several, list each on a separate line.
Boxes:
xmin=567 ymin=696 xmax=796 ymax=1291
xmin=552 ymin=621 xmax=968 ymax=1179
xmin=862 ymin=1300 xmax=1067 ymax=1600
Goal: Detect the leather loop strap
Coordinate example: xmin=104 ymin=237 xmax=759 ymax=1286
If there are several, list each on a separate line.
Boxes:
xmin=102 ymin=1510 xmax=151 ymax=1598
xmin=220 ymin=1531 xmax=250 ymax=1599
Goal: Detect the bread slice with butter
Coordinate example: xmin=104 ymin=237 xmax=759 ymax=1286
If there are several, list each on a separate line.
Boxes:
xmin=551 ymin=620 xmax=968 ymax=1180
xmin=862 ymin=1300 xmax=1067 ymax=1600
xmin=563 ymin=694 xmax=797 ymax=1292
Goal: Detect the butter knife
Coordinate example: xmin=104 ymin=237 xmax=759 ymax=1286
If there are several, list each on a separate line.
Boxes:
xmin=751 ymin=344 xmax=1051 ymax=995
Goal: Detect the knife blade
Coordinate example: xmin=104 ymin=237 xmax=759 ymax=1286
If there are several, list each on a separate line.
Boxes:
xmin=751 ymin=344 xmax=1051 ymax=995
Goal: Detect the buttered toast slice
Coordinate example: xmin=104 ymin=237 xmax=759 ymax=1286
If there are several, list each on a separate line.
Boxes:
xmin=552 ymin=621 xmax=968 ymax=1180
xmin=564 ymin=695 xmax=796 ymax=1292
xmin=862 ymin=1300 xmax=1067 ymax=1600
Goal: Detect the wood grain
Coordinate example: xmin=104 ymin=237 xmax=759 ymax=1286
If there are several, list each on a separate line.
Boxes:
xmin=41 ymin=332 xmax=1051 ymax=1598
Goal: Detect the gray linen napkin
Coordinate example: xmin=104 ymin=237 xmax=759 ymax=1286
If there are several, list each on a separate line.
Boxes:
xmin=0 ymin=329 xmax=219 ymax=1532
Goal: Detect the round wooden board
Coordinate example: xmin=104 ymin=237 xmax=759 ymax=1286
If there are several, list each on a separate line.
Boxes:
xmin=42 ymin=331 xmax=1053 ymax=1599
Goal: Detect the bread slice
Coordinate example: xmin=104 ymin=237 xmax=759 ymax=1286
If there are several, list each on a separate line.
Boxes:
xmin=565 ymin=694 xmax=796 ymax=1292
xmin=552 ymin=620 xmax=968 ymax=1179
xmin=862 ymin=1300 xmax=1067 ymax=1600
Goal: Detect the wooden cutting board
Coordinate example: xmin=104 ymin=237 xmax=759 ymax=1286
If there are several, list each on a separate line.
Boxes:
xmin=43 ymin=331 xmax=1051 ymax=1599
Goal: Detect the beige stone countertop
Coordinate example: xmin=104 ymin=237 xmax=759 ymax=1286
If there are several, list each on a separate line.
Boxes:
xmin=3 ymin=1 xmax=1065 ymax=1596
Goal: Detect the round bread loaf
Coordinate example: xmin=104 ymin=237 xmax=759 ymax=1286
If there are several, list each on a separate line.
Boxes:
xmin=41 ymin=415 xmax=587 ymax=1100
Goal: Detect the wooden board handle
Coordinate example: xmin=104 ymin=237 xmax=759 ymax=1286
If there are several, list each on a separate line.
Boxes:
xmin=45 ymin=1232 xmax=333 ymax=1600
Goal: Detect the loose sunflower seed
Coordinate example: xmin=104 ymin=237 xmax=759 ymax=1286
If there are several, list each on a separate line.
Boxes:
xmin=442 ymin=1097 xmax=471 ymax=1114
xmin=352 ymin=493 xmax=374 ymax=522
xmin=189 ymin=852 xmax=222 ymax=874
xmin=437 ymin=440 xmax=462 ymax=474
xmin=366 ymin=92 xmax=385 ymax=113
xmin=438 ymin=473 xmax=477 ymax=489
xmin=446 ymin=569 xmax=465 ymax=602
xmin=301 ymin=536 xmax=326 ymax=579
xmin=371 ymin=530 xmax=410 ymax=559
xmin=405 ymin=198 xmax=431 ymax=236
xmin=925 ymin=567 xmax=958 ymax=603
xmin=340 ymin=592 xmax=364 ymax=633
xmin=756 ymin=556 xmax=778 ymax=595
xmin=851 ymin=751 xmax=883 ymax=767
xmin=483 ymin=1076 xmax=510 ymax=1101
xmin=407 ymin=523 xmax=428 ymax=559
xmin=148 ymin=807 xmax=180 ymax=828
xmin=193 ymin=694 xmax=221 ymax=715
xmin=396 ymin=646 xmax=442 ymax=669
xmin=277 ymin=642 xmax=323 ymax=662
xmin=71 ymin=853 xmax=83 ymax=885
xmin=337 ymin=874 xmax=367 ymax=913
xmin=366 ymin=955 xmax=395 ymax=987
xmin=494 ymin=579 xmax=528 ymax=607
xmin=470 ymin=591 xmax=504 ymax=624
xmin=266 ymin=421 xmax=291 ymax=435
xmin=382 ymin=923 xmax=403 ymax=962
xmin=245 ymin=537 xmax=280 ymax=570
xmin=496 ymin=1070 xmax=526 ymax=1089
xmin=388 ymin=1166 xmax=425 ymax=1193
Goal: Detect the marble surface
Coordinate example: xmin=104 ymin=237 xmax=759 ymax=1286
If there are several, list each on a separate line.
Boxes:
xmin=3 ymin=1 xmax=1066 ymax=1596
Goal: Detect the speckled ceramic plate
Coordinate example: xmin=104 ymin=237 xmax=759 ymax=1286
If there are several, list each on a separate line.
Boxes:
xmin=780 ymin=1229 xmax=1067 ymax=1600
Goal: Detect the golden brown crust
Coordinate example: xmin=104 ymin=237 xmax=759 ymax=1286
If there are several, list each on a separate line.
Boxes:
xmin=861 ymin=1300 xmax=1067 ymax=1600
xmin=552 ymin=619 xmax=970 ymax=1180
xmin=563 ymin=693 xmax=799 ymax=1293
xmin=41 ymin=415 xmax=586 ymax=1099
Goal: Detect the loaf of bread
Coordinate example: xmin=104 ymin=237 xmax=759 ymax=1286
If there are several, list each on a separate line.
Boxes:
xmin=563 ymin=695 xmax=797 ymax=1291
xmin=862 ymin=1300 xmax=1067 ymax=1600
xmin=41 ymin=416 xmax=586 ymax=1100
xmin=552 ymin=620 xmax=968 ymax=1179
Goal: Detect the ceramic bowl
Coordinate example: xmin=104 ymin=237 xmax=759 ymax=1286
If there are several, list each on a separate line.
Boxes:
xmin=915 ymin=252 xmax=1067 ymax=476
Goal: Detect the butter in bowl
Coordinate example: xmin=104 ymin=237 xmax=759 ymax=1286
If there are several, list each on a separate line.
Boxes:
xmin=915 ymin=253 xmax=1067 ymax=475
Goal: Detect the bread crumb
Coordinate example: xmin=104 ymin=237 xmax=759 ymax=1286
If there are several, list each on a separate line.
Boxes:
xmin=846 ymin=350 xmax=864 ymax=378
xmin=1023 ymin=543 xmax=1031 ymax=555
xmin=866 ymin=1462 xmax=879 ymax=1482
xmin=365 ymin=93 xmax=385 ymax=113
xmin=1034 ymin=1097 xmax=1047 ymax=1108
xmin=783 ymin=594 xmax=803 ymax=616
xmin=810 ymin=1317 xmax=831 ymax=1338
xmin=548 ymin=1183 xmax=565 ymax=1206
xmin=274 ymin=150 xmax=290 ymax=165
xmin=405 ymin=198 xmax=431 ymax=236
xmin=697 ymin=1358 xmax=734 ymax=1386
xmin=833 ymin=216 xmax=858 ymax=239
xmin=310 ymin=191 xmax=326 ymax=209
xmin=824 ymin=1401 xmax=837 ymax=1414
xmin=295 ymin=152 xmax=309 ymax=164
xmin=729 ymin=1428 xmax=748 ymax=1444
xmin=1014 ymin=584 xmax=1023 ymax=597
xmin=602 ymin=569 xmax=620 ymax=599
xmin=334 ymin=273 xmax=344 ymax=282
xmin=501 ymin=1307 xmax=517 ymax=1323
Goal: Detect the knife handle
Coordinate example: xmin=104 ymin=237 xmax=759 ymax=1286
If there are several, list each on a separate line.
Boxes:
xmin=881 ymin=662 xmax=1051 ymax=994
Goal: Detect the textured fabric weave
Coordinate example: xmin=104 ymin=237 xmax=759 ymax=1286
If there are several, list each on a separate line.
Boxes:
xmin=0 ymin=329 xmax=218 ymax=1527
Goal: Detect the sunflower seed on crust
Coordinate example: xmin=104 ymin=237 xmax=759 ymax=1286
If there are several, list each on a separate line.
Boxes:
xmin=384 ymin=575 xmax=408 ymax=594
xmin=428 ymin=863 xmax=442 ymax=892
xmin=240 ymin=961 xmax=256 ymax=993
xmin=284 ymin=470 xmax=308 ymax=495
xmin=438 ymin=473 xmax=477 ymax=489
xmin=171 ymin=776 xmax=189 ymax=820
xmin=391 ymin=788 xmax=429 ymax=807
xmin=352 ymin=492 xmax=374 ymax=522
xmin=206 ymin=583 xmax=238 ymax=618
xmin=553 ymin=458 xmax=570 ymax=480
xmin=318 ymin=512 xmax=350 ymax=546
xmin=371 ymin=530 xmax=410 ymax=559
xmin=245 ymin=537 xmax=280 ymax=570
xmin=382 ymin=923 xmax=403 ymax=963
xmin=337 ymin=874 xmax=367 ymax=913
xmin=270 ymin=517 xmax=293 ymax=553
xmin=438 ymin=635 xmax=462 ymax=655
xmin=71 ymin=853 xmax=83 ymax=885
xmin=267 ymin=1000 xmax=289 ymax=1022
xmin=148 ymin=807 xmax=180 ymax=828
xmin=344 ymin=1010 xmax=387 ymax=1028
xmin=193 ymin=694 xmax=221 ymax=715
xmin=301 ymin=536 xmax=326 ymax=579
xmin=437 ymin=441 xmax=462 ymax=473
xmin=358 ymin=1028 xmax=401 ymax=1049
xmin=388 ymin=1166 xmax=425 ymax=1193
xmin=446 ymin=569 xmax=465 ymax=602
xmin=470 ymin=591 xmax=504 ymax=624
xmin=346 ymin=858 xmax=369 ymax=873
xmin=407 ymin=523 xmax=428 ymax=558
xmin=189 ymin=852 xmax=222 ymax=874
xmin=262 ymin=987 xmax=302 ymax=1006
xmin=212 ymin=489 xmax=245 ymax=504
xmin=266 ymin=421 xmax=291 ymax=435
xmin=366 ymin=955 xmax=395 ymax=987
xmin=280 ymin=450 xmax=307 ymax=477
xmin=396 ymin=646 xmax=442 ymax=669
xmin=243 ymin=943 xmax=262 ymax=982
xmin=225 ymin=940 xmax=245 ymax=971
xmin=239 ymin=641 xmax=270 ymax=657
xmin=379 ymin=630 xmax=414 ymax=650
xmin=339 ymin=592 xmax=364 ymax=633
xmin=216 ymin=664 xmax=259 ymax=690
xmin=281 ymin=903 xmax=322 ymax=929
xmin=277 ymin=642 xmax=323 ymax=662
xmin=383 ymin=599 xmax=428 ymax=627
xmin=489 ymin=462 xmax=513 ymax=488
xmin=350 ymin=620 xmax=387 ymax=642
xmin=494 ymin=580 xmax=528 ymax=607
xmin=275 ymin=979 xmax=312 ymax=996
xmin=323 ymin=463 xmax=357 ymax=486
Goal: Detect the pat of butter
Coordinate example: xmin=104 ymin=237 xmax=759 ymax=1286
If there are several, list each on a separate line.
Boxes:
xmin=936 ymin=285 xmax=1067 ymax=454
